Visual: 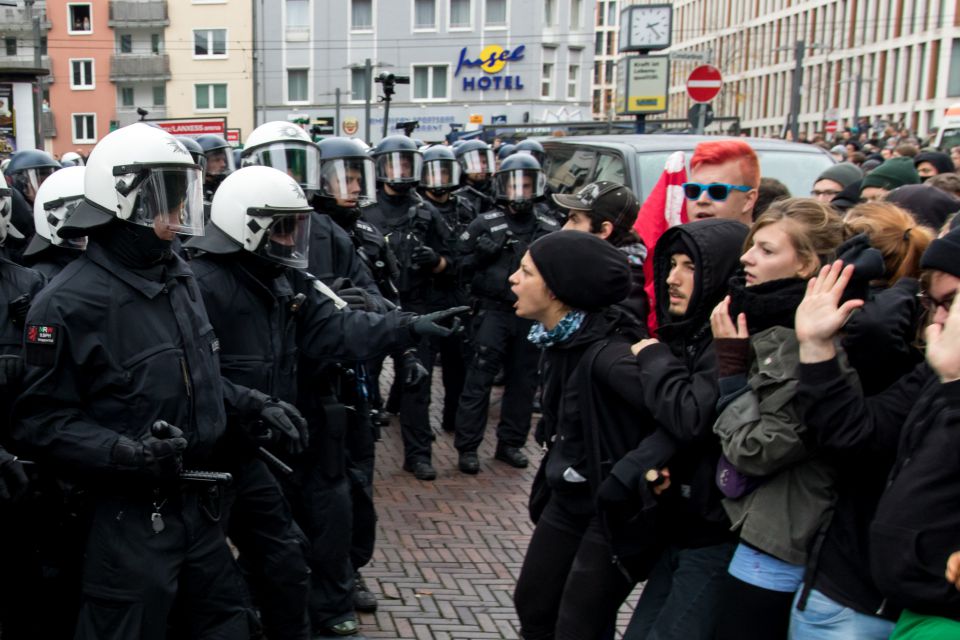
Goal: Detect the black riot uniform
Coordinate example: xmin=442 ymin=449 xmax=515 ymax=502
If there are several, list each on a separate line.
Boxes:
xmin=454 ymin=139 xmax=498 ymax=215
xmin=454 ymin=154 xmax=558 ymax=470
xmin=364 ymin=136 xmax=457 ymax=477
xmin=3 ymin=150 xmax=60 ymax=263
xmin=11 ymin=123 xmax=256 ymax=640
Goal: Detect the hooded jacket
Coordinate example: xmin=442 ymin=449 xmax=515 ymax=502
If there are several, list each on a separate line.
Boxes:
xmin=609 ymin=218 xmax=749 ymax=548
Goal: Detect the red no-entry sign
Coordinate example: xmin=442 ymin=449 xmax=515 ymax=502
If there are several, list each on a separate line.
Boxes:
xmin=825 ymin=120 xmax=838 ymax=134
xmin=687 ymin=65 xmax=723 ymax=103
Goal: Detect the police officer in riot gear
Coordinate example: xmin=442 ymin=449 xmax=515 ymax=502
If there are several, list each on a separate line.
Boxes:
xmin=496 ymin=143 xmax=516 ymax=171
xmin=196 ymin=134 xmax=236 ymax=201
xmin=21 ymin=165 xmax=88 ymax=280
xmin=454 ymin=139 xmax=497 ymax=214
xmin=514 ymin=138 xmax=546 ymax=166
xmin=455 ymin=153 xmax=558 ymax=474
xmin=3 ymin=149 xmax=60 ymax=262
xmin=419 ymin=145 xmax=476 ymax=432
xmin=364 ymin=134 xmax=457 ymax=481
xmin=11 ymin=123 xmax=258 ymax=640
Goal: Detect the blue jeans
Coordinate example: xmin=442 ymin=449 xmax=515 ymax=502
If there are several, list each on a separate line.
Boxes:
xmin=623 ymin=542 xmax=735 ymax=640
xmin=789 ymin=588 xmax=895 ymax=640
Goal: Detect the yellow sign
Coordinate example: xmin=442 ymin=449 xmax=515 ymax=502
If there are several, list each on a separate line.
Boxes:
xmin=616 ymin=56 xmax=670 ymax=116
xmin=479 ymin=45 xmax=507 ymax=74
xmin=469 ymin=113 xmax=484 ymax=124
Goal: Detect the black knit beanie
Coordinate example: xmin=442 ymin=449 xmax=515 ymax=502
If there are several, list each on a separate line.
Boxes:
xmin=920 ymin=226 xmax=960 ymax=278
xmin=528 ymin=231 xmax=631 ymax=311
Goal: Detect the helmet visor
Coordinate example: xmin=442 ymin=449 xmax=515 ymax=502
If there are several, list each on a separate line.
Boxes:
xmin=248 ymin=209 xmax=312 ymax=269
xmin=0 ymin=187 xmax=10 ymax=244
xmin=16 ymin=166 xmax=58 ymax=200
xmin=459 ymin=149 xmax=495 ymax=176
xmin=374 ymin=151 xmax=423 ymax=184
xmin=205 ymin=148 xmax=236 ymax=177
xmin=116 ymin=165 xmax=206 ymax=237
xmin=45 ymin=195 xmax=88 ymax=249
xmin=321 ymin=157 xmax=377 ymax=207
xmin=421 ymin=159 xmax=461 ymax=189
xmin=245 ymin=143 xmax=320 ymax=192
xmin=495 ymin=169 xmax=546 ymax=202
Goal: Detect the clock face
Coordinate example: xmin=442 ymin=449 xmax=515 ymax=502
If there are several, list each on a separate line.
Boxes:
xmin=628 ymin=5 xmax=672 ymax=50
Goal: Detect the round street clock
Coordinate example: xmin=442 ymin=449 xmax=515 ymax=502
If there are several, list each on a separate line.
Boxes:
xmin=619 ymin=4 xmax=673 ymax=52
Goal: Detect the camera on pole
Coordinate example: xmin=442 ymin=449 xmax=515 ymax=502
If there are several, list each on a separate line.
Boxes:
xmin=375 ymin=73 xmax=410 ymax=138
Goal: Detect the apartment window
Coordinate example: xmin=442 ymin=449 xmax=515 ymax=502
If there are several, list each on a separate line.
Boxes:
xmin=351 ymin=67 xmax=370 ymax=101
xmin=119 ymin=86 xmax=134 ymax=107
xmin=541 ymin=62 xmax=554 ymax=98
xmin=485 ymin=0 xmax=506 ymax=26
xmin=151 ymin=33 xmax=162 ymax=54
xmin=68 ymin=3 xmax=92 ymax=34
xmin=414 ymin=0 xmax=436 ymax=29
xmin=288 ymin=69 xmax=309 ymax=102
xmin=194 ymin=29 xmax=227 ymax=57
xmin=597 ymin=1 xmax=604 ymax=26
xmin=544 ymin=0 xmax=555 ymax=26
xmin=118 ymin=33 xmax=132 ymax=53
xmin=152 ymin=84 xmax=166 ymax=106
xmin=70 ymin=59 xmax=94 ymax=89
xmin=351 ymin=0 xmax=373 ymax=30
xmin=195 ymin=83 xmax=228 ymax=110
xmin=72 ymin=113 xmax=96 ymax=144
xmin=287 ymin=0 xmax=309 ymax=27
xmin=571 ymin=0 xmax=581 ymax=28
xmin=605 ymin=60 xmax=613 ymax=83
xmin=592 ymin=89 xmax=601 ymax=113
xmin=607 ymin=1 xmax=616 ymax=26
xmin=606 ymin=31 xmax=614 ymax=55
xmin=450 ymin=0 xmax=471 ymax=28
xmin=593 ymin=61 xmax=601 ymax=84
xmin=40 ymin=36 xmax=47 ymax=55
xmin=594 ymin=31 xmax=603 ymax=55
xmin=4 ymin=38 xmax=15 ymax=56
xmin=567 ymin=63 xmax=579 ymax=99
xmin=413 ymin=64 xmax=448 ymax=100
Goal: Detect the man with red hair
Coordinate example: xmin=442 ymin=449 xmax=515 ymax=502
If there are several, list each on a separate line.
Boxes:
xmin=685 ymin=140 xmax=759 ymax=225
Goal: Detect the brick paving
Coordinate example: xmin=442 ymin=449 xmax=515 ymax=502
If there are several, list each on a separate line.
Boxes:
xmin=355 ymin=365 xmax=642 ymax=639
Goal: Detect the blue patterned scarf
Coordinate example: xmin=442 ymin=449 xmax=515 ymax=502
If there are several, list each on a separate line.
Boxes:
xmin=527 ymin=310 xmax=587 ymax=348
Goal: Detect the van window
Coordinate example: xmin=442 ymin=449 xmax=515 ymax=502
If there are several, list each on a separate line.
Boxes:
xmin=595 ymin=152 xmax=626 ymax=184
xmin=938 ymin=128 xmax=960 ymax=152
xmin=544 ymin=146 xmax=596 ymax=194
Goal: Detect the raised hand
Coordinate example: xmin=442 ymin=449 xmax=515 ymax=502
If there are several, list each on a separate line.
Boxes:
xmin=926 ymin=293 xmax=960 ymax=383
xmin=795 ymin=261 xmax=864 ymax=363
xmin=710 ymin=296 xmax=748 ymax=340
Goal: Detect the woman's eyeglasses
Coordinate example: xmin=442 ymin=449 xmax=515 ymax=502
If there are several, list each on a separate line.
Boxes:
xmin=918 ymin=290 xmax=957 ymax=314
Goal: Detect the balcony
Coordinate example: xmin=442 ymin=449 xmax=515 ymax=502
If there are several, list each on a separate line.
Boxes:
xmin=0 ymin=4 xmax=52 ymax=32
xmin=0 ymin=54 xmax=52 ymax=76
xmin=108 ymin=1 xmax=169 ymax=28
xmin=116 ymin=106 xmax=168 ymax=127
xmin=110 ymin=54 xmax=170 ymax=82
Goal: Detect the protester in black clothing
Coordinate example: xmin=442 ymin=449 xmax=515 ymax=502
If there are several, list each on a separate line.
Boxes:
xmin=454 ymin=139 xmax=497 ymax=214
xmin=454 ymin=154 xmax=559 ymax=474
xmin=21 ymin=165 xmax=87 ymax=281
xmin=11 ymin=123 xmax=257 ymax=640
xmin=364 ymin=135 xmax=456 ymax=481
xmin=511 ymin=231 xmax=642 ymax=640
xmin=608 ymin=218 xmax=749 ymax=640
xmin=884 ymin=183 xmax=960 ymax=232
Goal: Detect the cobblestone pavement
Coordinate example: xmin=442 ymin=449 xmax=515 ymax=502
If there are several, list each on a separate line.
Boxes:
xmin=355 ymin=366 xmax=641 ymax=639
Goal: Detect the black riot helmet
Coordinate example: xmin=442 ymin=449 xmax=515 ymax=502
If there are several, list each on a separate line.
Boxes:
xmin=494 ymin=153 xmax=546 ymax=214
xmin=4 ymin=149 xmax=60 ymax=203
xmin=196 ymin=134 xmax=236 ymax=183
xmin=514 ymin=138 xmax=546 ymax=165
xmin=421 ymin=145 xmax=461 ymax=194
xmin=316 ymin=137 xmax=377 ymax=209
xmin=454 ymin=139 xmax=495 ymax=180
xmin=176 ymin=136 xmax=208 ymax=177
xmin=371 ymin=135 xmax=422 ymax=190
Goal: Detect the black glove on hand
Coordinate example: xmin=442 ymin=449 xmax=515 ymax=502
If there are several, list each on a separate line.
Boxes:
xmin=0 ymin=355 xmax=24 ymax=388
xmin=259 ymin=398 xmax=310 ymax=455
xmin=410 ymin=306 xmax=470 ymax=339
xmin=113 ymin=420 xmax=188 ymax=480
xmin=411 ymin=245 xmax=441 ymax=269
xmin=401 ymin=352 xmax=429 ymax=388
xmin=475 ymin=234 xmax=505 ymax=258
xmin=331 ymin=277 xmax=379 ymax=312
xmin=0 ymin=447 xmax=28 ymax=502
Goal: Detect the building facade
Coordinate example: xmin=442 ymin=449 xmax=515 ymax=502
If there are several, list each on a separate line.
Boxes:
xmin=255 ymin=0 xmax=596 ymax=143
xmin=599 ymin=0 xmax=960 ymax=138
xmin=0 ymin=0 xmax=54 ymax=154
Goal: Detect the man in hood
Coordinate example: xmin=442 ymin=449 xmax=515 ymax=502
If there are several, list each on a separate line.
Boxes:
xmin=602 ymin=218 xmax=750 ymax=640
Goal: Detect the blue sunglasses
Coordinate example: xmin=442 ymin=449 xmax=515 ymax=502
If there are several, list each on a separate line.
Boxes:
xmin=682 ymin=182 xmax=753 ymax=201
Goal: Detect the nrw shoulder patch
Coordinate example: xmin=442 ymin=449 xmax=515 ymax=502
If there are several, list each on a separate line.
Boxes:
xmin=26 ymin=324 xmax=57 ymax=345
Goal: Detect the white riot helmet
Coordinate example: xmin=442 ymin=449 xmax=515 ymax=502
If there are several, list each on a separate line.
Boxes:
xmin=24 ymin=165 xmax=88 ymax=256
xmin=59 ymin=123 xmax=204 ymax=239
xmin=188 ymin=166 xmax=313 ymax=269
xmin=241 ymin=121 xmax=321 ymax=195
xmin=0 ymin=186 xmax=11 ymax=246
xmin=60 ymin=151 xmax=84 ymax=167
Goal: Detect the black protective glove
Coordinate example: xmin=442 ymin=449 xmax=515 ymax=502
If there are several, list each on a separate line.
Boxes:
xmin=258 ymin=397 xmax=310 ymax=455
xmin=475 ymin=234 xmax=506 ymax=258
xmin=410 ymin=306 xmax=470 ymax=339
xmin=400 ymin=351 xmax=429 ymax=388
xmin=0 ymin=446 xmax=28 ymax=502
xmin=112 ymin=420 xmax=188 ymax=480
xmin=331 ymin=277 xmax=379 ymax=312
xmin=411 ymin=245 xmax=441 ymax=269
xmin=0 ymin=354 xmax=24 ymax=389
